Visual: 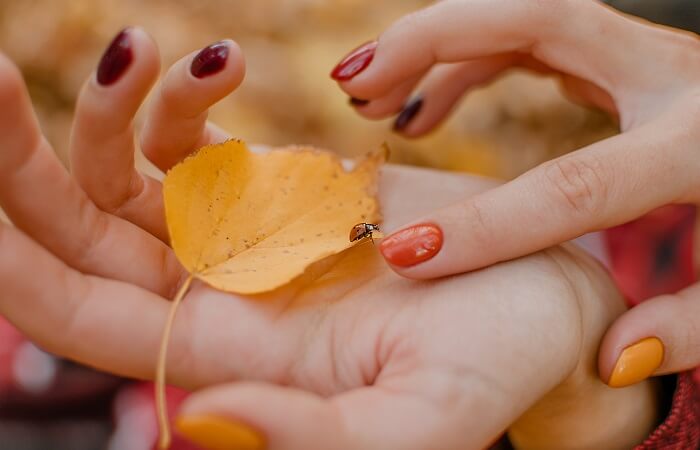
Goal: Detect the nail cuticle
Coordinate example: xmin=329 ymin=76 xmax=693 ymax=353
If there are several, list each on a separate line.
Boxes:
xmin=97 ymin=28 xmax=133 ymax=86
xmin=191 ymin=40 xmax=230 ymax=78
xmin=394 ymin=97 xmax=423 ymax=132
xmin=380 ymin=223 xmax=443 ymax=267
xmin=349 ymin=97 xmax=370 ymax=107
xmin=331 ymin=41 xmax=377 ymax=81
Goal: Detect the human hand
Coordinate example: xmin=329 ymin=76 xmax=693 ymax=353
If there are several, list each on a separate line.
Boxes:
xmin=0 ymin=29 xmax=656 ymax=449
xmin=332 ymin=0 xmax=700 ymax=387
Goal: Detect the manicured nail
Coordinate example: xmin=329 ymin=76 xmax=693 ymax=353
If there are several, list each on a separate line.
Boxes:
xmin=393 ymin=97 xmax=423 ymax=132
xmin=608 ymin=337 xmax=664 ymax=388
xmin=349 ymin=97 xmax=369 ymax=107
xmin=176 ymin=415 xmax=264 ymax=450
xmin=331 ymin=41 xmax=377 ymax=81
xmin=191 ymin=41 xmax=230 ymax=78
xmin=97 ymin=28 xmax=133 ymax=86
xmin=379 ymin=224 xmax=443 ymax=267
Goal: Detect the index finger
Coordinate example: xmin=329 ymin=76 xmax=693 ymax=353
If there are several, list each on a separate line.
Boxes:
xmin=379 ymin=101 xmax=700 ymax=279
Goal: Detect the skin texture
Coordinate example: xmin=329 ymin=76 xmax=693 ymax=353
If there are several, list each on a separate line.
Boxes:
xmin=334 ymin=0 xmax=700 ymax=386
xmin=0 ymin=30 xmax=658 ymax=448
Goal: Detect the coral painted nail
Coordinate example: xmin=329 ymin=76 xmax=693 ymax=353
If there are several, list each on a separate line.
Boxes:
xmin=379 ymin=224 xmax=443 ymax=267
xmin=176 ymin=415 xmax=264 ymax=450
xmin=608 ymin=337 xmax=664 ymax=388
xmin=331 ymin=41 xmax=377 ymax=81
xmin=97 ymin=28 xmax=133 ymax=86
xmin=191 ymin=41 xmax=230 ymax=78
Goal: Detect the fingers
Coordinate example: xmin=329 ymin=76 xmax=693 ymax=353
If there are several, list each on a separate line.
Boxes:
xmin=175 ymin=379 xmax=495 ymax=450
xmin=0 ymin=221 xmax=171 ymax=381
xmin=70 ymin=27 xmax=169 ymax=241
xmin=378 ymin=101 xmax=700 ymax=279
xmin=389 ymin=56 xmax=516 ymax=137
xmin=599 ymin=282 xmax=700 ymax=388
xmin=140 ymin=39 xmax=243 ymax=172
xmin=349 ymin=72 xmax=424 ymax=120
xmin=0 ymin=51 xmax=183 ymax=297
xmin=333 ymin=0 xmax=649 ymax=102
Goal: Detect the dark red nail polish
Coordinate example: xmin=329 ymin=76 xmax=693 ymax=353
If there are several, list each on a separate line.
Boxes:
xmin=191 ymin=41 xmax=230 ymax=78
xmin=379 ymin=224 xmax=443 ymax=267
xmin=350 ymin=97 xmax=369 ymax=107
xmin=331 ymin=41 xmax=377 ymax=81
xmin=394 ymin=97 xmax=423 ymax=132
xmin=97 ymin=29 xmax=133 ymax=86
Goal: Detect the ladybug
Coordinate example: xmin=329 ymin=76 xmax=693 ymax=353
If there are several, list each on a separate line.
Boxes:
xmin=349 ymin=223 xmax=380 ymax=242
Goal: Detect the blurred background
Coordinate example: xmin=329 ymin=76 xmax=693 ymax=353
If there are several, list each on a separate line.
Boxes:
xmin=0 ymin=1 xmax=697 ymax=449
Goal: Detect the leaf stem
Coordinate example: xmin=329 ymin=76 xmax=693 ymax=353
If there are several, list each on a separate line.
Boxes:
xmin=156 ymin=274 xmax=194 ymax=450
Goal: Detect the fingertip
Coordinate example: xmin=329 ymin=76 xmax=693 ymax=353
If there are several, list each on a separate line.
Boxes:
xmin=188 ymin=38 xmax=245 ymax=88
xmin=93 ymin=26 xmax=160 ymax=89
xmin=598 ymin=298 xmax=675 ymax=386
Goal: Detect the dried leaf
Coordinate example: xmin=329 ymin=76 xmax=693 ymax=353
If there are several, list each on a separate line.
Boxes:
xmin=163 ymin=139 xmax=385 ymax=294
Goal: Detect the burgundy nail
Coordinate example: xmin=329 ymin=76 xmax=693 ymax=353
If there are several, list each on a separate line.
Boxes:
xmin=349 ymin=97 xmax=369 ymax=107
xmin=394 ymin=97 xmax=423 ymax=132
xmin=331 ymin=41 xmax=377 ymax=81
xmin=97 ymin=29 xmax=133 ymax=86
xmin=191 ymin=41 xmax=230 ymax=78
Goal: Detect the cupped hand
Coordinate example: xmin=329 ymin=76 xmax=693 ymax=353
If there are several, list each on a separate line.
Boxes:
xmin=0 ymin=29 xmax=657 ymax=449
xmin=332 ymin=0 xmax=700 ymax=386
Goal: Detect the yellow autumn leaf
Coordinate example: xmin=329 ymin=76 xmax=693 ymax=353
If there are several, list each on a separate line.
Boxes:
xmin=163 ymin=139 xmax=385 ymax=294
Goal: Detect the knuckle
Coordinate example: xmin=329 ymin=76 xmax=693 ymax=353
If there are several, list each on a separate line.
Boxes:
xmin=457 ymin=196 xmax=495 ymax=254
xmin=75 ymin=200 xmax=110 ymax=268
xmin=543 ymin=156 xmax=608 ymax=218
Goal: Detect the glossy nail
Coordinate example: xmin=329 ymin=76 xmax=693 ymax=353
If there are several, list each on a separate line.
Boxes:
xmin=176 ymin=415 xmax=264 ymax=450
xmin=608 ymin=337 xmax=664 ymax=388
xmin=393 ymin=97 xmax=423 ymax=132
xmin=379 ymin=224 xmax=443 ymax=267
xmin=349 ymin=97 xmax=369 ymax=107
xmin=97 ymin=28 xmax=133 ymax=86
xmin=331 ymin=41 xmax=377 ymax=81
xmin=191 ymin=41 xmax=230 ymax=78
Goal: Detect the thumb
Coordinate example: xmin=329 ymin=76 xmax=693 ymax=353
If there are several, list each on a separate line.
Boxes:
xmin=174 ymin=382 xmax=343 ymax=450
xmin=599 ymin=282 xmax=700 ymax=388
xmin=173 ymin=380 xmax=496 ymax=450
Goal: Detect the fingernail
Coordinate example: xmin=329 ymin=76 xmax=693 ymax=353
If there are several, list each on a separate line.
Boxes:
xmin=191 ymin=41 xmax=230 ymax=78
xmin=97 ymin=28 xmax=133 ymax=86
xmin=349 ymin=97 xmax=369 ymax=107
xmin=379 ymin=224 xmax=443 ymax=267
xmin=176 ymin=415 xmax=264 ymax=450
xmin=331 ymin=41 xmax=377 ymax=81
xmin=393 ymin=97 xmax=423 ymax=132
xmin=608 ymin=337 xmax=664 ymax=388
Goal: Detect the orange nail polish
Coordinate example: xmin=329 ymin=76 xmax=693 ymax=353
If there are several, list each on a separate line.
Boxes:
xmin=608 ymin=337 xmax=664 ymax=388
xmin=379 ymin=224 xmax=443 ymax=267
xmin=175 ymin=415 xmax=264 ymax=450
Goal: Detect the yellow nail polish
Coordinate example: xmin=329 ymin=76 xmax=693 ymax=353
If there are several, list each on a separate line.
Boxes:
xmin=175 ymin=415 xmax=264 ymax=450
xmin=608 ymin=337 xmax=664 ymax=388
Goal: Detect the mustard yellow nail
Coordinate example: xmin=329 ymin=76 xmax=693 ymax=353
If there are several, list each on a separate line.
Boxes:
xmin=175 ymin=415 xmax=264 ymax=450
xmin=608 ymin=337 xmax=664 ymax=388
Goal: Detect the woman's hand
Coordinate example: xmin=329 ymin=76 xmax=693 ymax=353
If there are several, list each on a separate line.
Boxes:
xmin=332 ymin=0 xmax=700 ymax=387
xmin=0 ymin=29 xmax=657 ymax=449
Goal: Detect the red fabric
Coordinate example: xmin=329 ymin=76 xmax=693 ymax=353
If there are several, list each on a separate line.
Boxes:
xmin=605 ymin=205 xmax=700 ymax=449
